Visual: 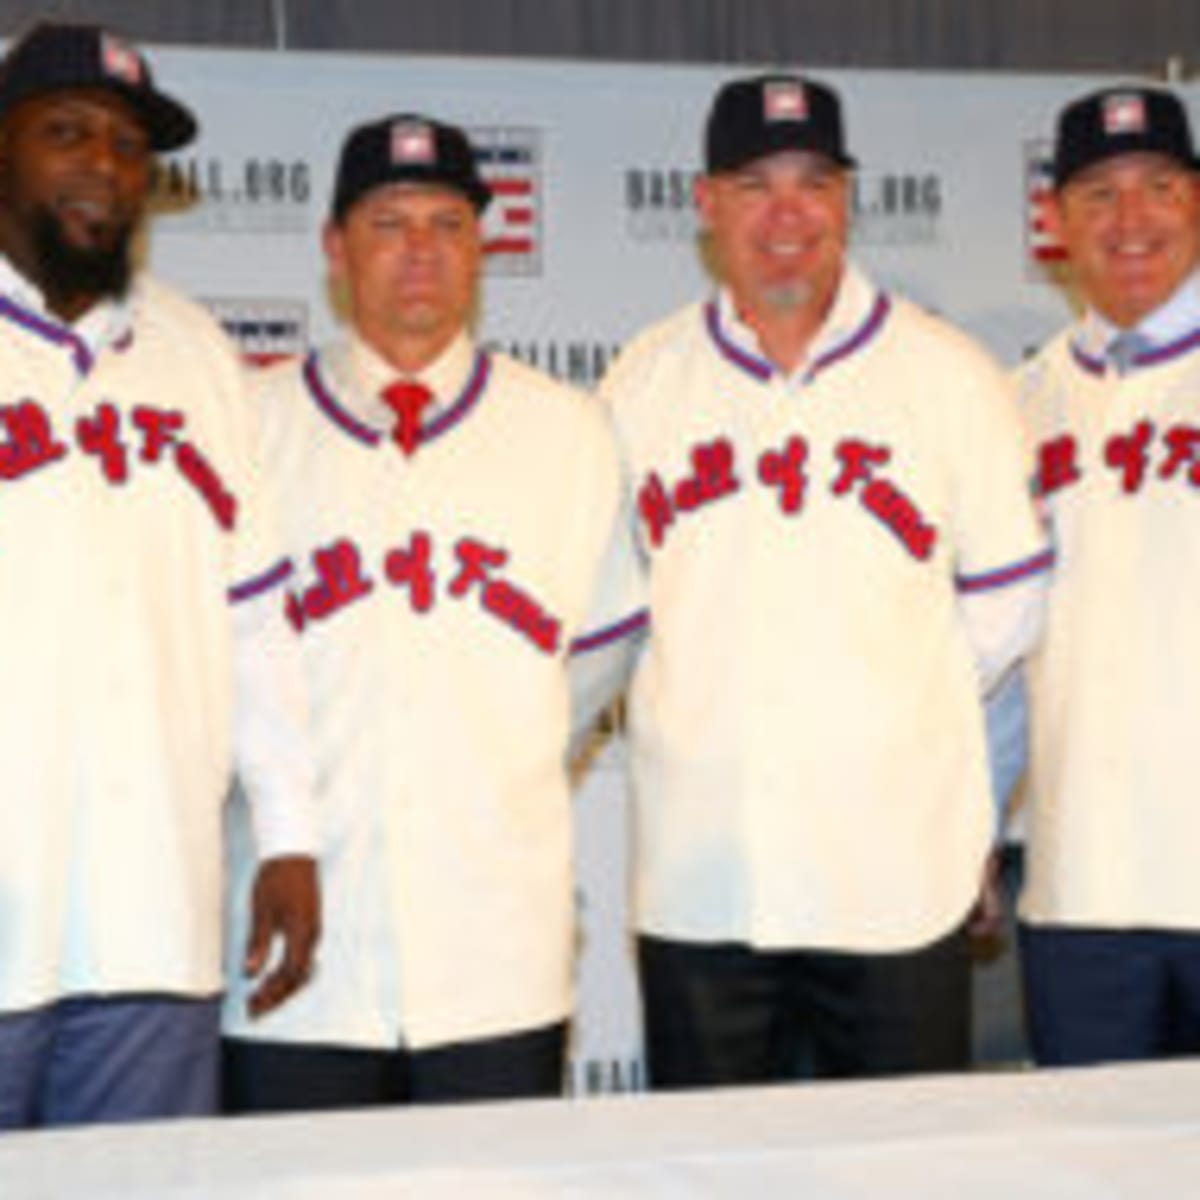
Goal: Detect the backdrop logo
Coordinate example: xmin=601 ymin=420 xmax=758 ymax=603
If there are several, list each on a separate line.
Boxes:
xmin=148 ymin=156 xmax=312 ymax=234
xmin=471 ymin=128 xmax=542 ymax=276
xmin=850 ymin=171 xmax=942 ymax=245
xmin=567 ymin=1056 xmax=644 ymax=1096
xmin=203 ymin=298 xmax=309 ymax=366
xmin=490 ymin=338 xmax=620 ymax=389
xmin=1025 ymin=141 xmax=1068 ymax=274
xmin=622 ymin=166 xmax=941 ymax=247
xmin=624 ymin=167 xmax=700 ymax=242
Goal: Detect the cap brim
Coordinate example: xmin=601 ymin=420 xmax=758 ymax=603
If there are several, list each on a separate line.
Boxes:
xmin=0 ymin=77 xmax=197 ymax=151
xmin=107 ymin=81 xmax=196 ymax=151
xmin=1055 ymin=141 xmax=1200 ymax=189
xmin=709 ymin=119 xmax=857 ymax=175
xmin=711 ymin=143 xmax=856 ymax=175
xmin=336 ymin=169 xmax=491 ymax=221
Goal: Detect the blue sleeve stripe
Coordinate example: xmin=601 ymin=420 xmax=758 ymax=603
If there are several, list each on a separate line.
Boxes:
xmin=569 ymin=609 xmax=650 ymax=655
xmin=228 ymin=557 xmax=294 ymax=604
xmin=956 ymin=547 xmax=1055 ymax=594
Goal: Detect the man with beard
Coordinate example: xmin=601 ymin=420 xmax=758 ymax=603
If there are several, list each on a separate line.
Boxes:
xmin=600 ymin=72 xmax=1052 ymax=1086
xmin=0 ymin=22 xmax=319 ymax=1129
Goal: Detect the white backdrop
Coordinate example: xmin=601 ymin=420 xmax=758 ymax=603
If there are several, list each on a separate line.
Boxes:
xmin=129 ymin=44 xmax=1198 ymax=1093
xmin=138 ymin=48 xmax=1181 ymax=369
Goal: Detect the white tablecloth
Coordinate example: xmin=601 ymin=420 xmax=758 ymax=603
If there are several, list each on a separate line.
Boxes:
xmin=4 ymin=1060 xmax=1200 ymax=1197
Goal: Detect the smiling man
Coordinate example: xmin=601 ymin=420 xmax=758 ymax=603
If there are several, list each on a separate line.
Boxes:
xmin=219 ymin=113 xmax=640 ymax=1111
xmin=0 ymin=94 xmax=142 ymax=320
xmin=0 ymin=23 xmax=319 ymax=1130
xmin=600 ymin=73 xmax=1051 ymax=1087
xmin=1017 ymin=86 xmax=1200 ymax=1066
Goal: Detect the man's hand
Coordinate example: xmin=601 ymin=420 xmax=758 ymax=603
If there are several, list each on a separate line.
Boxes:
xmin=243 ymin=855 xmax=320 ymax=1018
xmin=967 ymin=848 xmax=1004 ymax=942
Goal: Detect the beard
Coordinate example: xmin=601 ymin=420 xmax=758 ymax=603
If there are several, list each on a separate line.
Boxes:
xmin=31 ymin=205 xmax=134 ymax=305
xmin=759 ymin=278 xmax=816 ymax=313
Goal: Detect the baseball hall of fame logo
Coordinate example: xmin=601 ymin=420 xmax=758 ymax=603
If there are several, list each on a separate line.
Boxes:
xmin=204 ymin=298 xmax=309 ymax=366
xmin=470 ymin=127 xmax=543 ymax=277
xmin=1024 ymin=140 xmax=1068 ymax=277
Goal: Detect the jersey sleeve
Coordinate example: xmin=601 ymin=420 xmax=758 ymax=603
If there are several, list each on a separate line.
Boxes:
xmin=946 ymin=345 xmax=1054 ymax=592
xmin=563 ymin=392 xmax=649 ymax=748
xmin=567 ymin=490 xmax=649 ymax=746
xmin=225 ymin=358 xmax=295 ymax=597
xmin=226 ymin=356 xmax=318 ymax=859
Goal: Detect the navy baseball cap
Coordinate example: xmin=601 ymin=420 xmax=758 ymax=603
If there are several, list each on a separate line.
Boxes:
xmin=705 ymin=73 xmax=857 ymax=174
xmin=1053 ymin=85 xmax=1200 ymax=188
xmin=330 ymin=113 xmax=492 ymax=221
xmin=0 ymin=22 xmax=196 ymax=151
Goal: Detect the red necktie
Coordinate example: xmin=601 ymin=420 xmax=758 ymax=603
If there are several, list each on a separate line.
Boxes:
xmin=380 ymin=380 xmax=433 ymax=456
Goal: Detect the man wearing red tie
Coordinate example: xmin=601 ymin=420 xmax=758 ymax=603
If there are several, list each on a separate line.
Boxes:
xmin=221 ymin=113 xmax=642 ymax=1110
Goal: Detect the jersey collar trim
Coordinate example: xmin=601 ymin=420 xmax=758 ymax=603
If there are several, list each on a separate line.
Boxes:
xmin=704 ymin=281 xmax=892 ymax=386
xmin=422 ymin=351 xmax=490 ymax=444
xmin=304 ymin=348 xmax=491 ymax=449
xmin=1069 ymin=326 xmax=1200 ymax=377
xmin=304 ymin=352 xmax=381 ymax=445
xmin=703 ymin=301 xmax=773 ymax=382
xmin=1137 ymin=327 xmax=1200 ymax=368
xmin=0 ymin=293 xmax=94 ymax=376
xmin=808 ymin=292 xmax=892 ymax=381
xmin=1068 ymin=342 xmax=1107 ymax=378
xmin=1071 ymin=272 xmax=1200 ymax=377
xmin=0 ymin=259 xmax=138 ymax=377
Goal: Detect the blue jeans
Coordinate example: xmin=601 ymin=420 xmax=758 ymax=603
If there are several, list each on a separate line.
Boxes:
xmin=0 ymin=993 xmax=220 ymax=1130
xmin=1021 ymin=925 xmax=1200 ymax=1066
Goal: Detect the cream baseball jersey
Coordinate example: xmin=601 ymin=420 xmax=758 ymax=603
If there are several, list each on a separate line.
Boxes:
xmin=1019 ymin=298 xmax=1200 ymax=929
xmin=604 ymin=266 xmax=1052 ymax=952
xmin=0 ymin=268 xmax=306 ymax=1014
xmin=222 ymin=333 xmax=641 ymax=1050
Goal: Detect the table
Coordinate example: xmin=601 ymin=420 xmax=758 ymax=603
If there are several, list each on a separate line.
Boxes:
xmin=4 ymin=1060 xmax=1200 ymax=1197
